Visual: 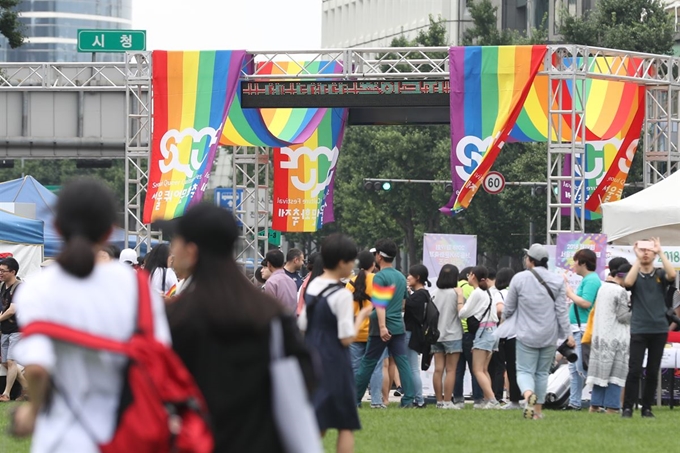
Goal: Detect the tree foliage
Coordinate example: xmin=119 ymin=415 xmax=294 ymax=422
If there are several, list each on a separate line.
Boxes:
xmin=561 ymin=0 xmax=675 ymax=55
xmin=0 ymin=0 xmax=24 ymax=49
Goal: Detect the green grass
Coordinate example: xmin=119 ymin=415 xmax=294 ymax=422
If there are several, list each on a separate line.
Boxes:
xmin=1 ymin=402 xmax=678 ymax=452
xmin=322 ymin=404 xmax=680 ymax=453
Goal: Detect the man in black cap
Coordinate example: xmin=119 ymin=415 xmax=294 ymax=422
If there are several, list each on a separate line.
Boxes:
xmin=354 ymin=239 xmax=415 ymax=407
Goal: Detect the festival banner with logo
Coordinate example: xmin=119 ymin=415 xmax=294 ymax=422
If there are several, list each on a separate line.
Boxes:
xmin=272 ymin=109 xmax=348 ymax=232
xmin=144 ymin=50 xmax=246 ymax=224
xmin=608 ymin=245 xmax=680 ymax=271
xmin=443 ymin=45 xmax=546 ymax=215
xmin=556 ymin=233 xmax=608 ymax=274
xmin=444 ymin=47 xmax=645 ymax=216
xmin=422 ymin=234 xmax=477 ymax=284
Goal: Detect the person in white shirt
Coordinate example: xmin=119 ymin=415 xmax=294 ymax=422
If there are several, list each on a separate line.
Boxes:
xmin=8 ymin=178 xmax=171 ymax=452
xmin=459 ymin=265 xmax=501 ymax=409
xmin=430 ymin=264 xmax=464 ymax=409
xmin=145 ymin=243 xmax=178 ymax=296
xmin=298 ymin=233 xmax=371 ymax=453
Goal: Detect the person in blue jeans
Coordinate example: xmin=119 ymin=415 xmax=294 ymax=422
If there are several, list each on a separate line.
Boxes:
xmin=347 ymin=249 xmax=388 ymax=407
xmin=403 ymin=264 xmax=432 ymax=408
xmin=354 ymin=239 xmax=414 ymax=407
xmin=564 ymin=249 xmax=601 ymax=411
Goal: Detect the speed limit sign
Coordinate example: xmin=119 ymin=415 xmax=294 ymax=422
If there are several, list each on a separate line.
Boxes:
xmin=483 ymin=171 xmax=505 ymax=194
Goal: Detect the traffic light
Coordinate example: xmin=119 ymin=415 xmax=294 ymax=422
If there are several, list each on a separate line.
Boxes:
xmin=363 ymin=180 xmax=392 ymax=191
xmin=444 ymin=182 xmax=453 ymax=193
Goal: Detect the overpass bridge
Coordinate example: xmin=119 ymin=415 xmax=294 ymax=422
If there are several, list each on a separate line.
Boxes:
xmin=0 ymin=46 xmax=679 ymax=253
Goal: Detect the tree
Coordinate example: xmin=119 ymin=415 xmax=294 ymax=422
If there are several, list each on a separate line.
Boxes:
xmin=561 ymin=0 xmax=675 ymax=55
xmin=0 ymin=0 xmax=24 ymax=49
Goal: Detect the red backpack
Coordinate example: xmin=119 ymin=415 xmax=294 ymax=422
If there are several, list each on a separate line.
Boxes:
xmin=21 ymin=270 xmax=213 ymax=453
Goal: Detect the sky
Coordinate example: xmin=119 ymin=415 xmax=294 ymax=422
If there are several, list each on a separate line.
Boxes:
xmin=133 ymin=0 xmax=322 ymax=51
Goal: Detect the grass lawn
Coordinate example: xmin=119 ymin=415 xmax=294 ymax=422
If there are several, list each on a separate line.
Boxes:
xmin=1 ymin=402 xmax=678 ymax=452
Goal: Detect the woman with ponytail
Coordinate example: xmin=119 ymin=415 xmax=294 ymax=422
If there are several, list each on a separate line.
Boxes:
xmin=9 ymin=178 xmax=171 ymax=451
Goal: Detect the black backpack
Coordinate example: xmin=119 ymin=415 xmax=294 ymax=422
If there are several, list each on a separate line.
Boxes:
xmin=421 ymin=291 xmax=440 ymax=345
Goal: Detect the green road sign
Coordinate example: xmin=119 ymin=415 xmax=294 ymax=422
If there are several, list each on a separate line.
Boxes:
xmin=259 ymin=229 xmax=281 ymax=247
xmin=77 ymin=29 xmax=146 ymax=52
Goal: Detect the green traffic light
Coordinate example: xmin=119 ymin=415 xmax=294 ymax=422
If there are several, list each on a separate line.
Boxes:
xmin=382 ymin=182 xmax=392 ymax=191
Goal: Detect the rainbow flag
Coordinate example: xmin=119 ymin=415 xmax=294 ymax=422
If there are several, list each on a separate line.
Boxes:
xmin=371 ymin=283 xmax=396 ymax=309
xmin=220 ymin=61 xmax=344 ymax=147
xmin=144 ymin=50 xmax=246 ymax=224
xmin=443 ymin=46 xmax=546 ymax=214
xmin=272 ymin=108 xmax=347 ymax=232
xmin=166 ymin=283 xmax=177 ymax=297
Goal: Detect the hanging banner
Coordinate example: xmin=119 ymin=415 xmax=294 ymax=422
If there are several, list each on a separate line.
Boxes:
xmin=585 ymin=92 xmax=645 ymax=213
xmin=443 ymin=45 xmax=547 ymax=214
xmin=272 ymin=109 xmax=348 ymax=232
xmin=422 ymin=234 xmax=477 ymax=284
xmin=608 ymin=245 xmax=680 ymax=271
xmin=444 ymin=48 xmax=645 ymax=216
xmin=556 ymin=233 xmax=608 ymax=273
xmin=143 ymin=50 xmax=246 ymax=224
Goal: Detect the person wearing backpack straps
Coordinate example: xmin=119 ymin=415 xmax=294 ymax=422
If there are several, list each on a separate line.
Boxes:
xmin=8 ymin=179 xmax=174 ymax=451
xmin=298 ymin=233 xmax=372 ymax=453
xmin=161 ymin=204 xmax=317 ymax=453
xmin=0 ymin=257 xmax=28 ymax=402
xmin=459 ymin=265 xmax=501 ymax=409
xmin=621 ymin=238 xmax=677 ymax=419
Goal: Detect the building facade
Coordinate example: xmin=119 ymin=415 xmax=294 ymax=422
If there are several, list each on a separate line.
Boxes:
xmin=321 ymin=0 xmax=597 ymax=48
xmin=0 ymin=0 xmax=133 ymax=62
xmin=322 ymin=0 xmax=472 ymax=47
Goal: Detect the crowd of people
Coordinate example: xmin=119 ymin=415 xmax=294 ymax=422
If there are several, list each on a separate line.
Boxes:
xmin=0 ymin=177 xmax=678 ymax=453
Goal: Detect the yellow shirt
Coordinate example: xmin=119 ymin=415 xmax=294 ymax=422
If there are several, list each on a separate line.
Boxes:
xmin=458 ymin=280 xmax=473 ymax=332
xmin=347 ymin=273 xmax=374 ymax=343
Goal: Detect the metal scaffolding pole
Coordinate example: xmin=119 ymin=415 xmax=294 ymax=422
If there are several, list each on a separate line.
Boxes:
xmin=124 ymin=52 xmax=153 ymax=252
xmin=545 ymin=46 xmax=587 ymax=244
xmin=644 ymin=84 xmax=680 ymax=187
xmin=231 ymin=146 xmax=271 ymax=278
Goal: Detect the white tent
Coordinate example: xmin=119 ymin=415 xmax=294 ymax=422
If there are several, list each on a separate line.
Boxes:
xmin=601 ymin=171 xmax=680 ymax=245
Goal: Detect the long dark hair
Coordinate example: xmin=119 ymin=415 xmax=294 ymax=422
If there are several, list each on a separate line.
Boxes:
xmin=302 ymin=254 xmax=325 ymax=299
xmin=145 ymin=243 xmax=171 ymax=278
xmin=351 ymin=250 xmax=375 ymax=305
xmin=55 ymin=178 xmax=117 ymax=278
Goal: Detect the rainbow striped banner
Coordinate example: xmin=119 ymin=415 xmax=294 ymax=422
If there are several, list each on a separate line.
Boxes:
xmin=444 ymin=45 xmax=546 ymax=214
xmin=444 ymin=46 xmax=645 ymax=215
xmin=144 ymin=50 xmax=246 ymax=223
xmin=272 ymin=109 xmax=348 ymax=232
xmin=371 ymin=283 xmax=396 ymax=309
xmin=220 ymin=61 xmax=343 ymax=147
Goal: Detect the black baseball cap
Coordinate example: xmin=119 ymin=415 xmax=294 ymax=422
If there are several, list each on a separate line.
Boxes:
xmin=154 ymin=203 xmax=239 ymax=256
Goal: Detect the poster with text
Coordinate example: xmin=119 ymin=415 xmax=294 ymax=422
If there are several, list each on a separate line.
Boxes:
xmin=556 ymin=233 xmax=608 ymax=285
xmin=422 ymin=234 xmax=477 ymax=285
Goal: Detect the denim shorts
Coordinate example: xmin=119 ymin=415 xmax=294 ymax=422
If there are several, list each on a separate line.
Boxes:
xmin=431 ymin=339 xmax=463 ymax=354
xmin=473 ymin=326 xmax=499 ymax=352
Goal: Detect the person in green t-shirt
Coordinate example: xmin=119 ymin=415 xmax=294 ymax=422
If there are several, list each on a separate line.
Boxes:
xmin=354 ymin=239 xmax=415 ymax=408
xmin=564 ymin=248 xmax=601 ymax=410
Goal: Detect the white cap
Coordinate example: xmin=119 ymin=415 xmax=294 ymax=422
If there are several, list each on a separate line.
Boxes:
xmin=524 ymin=243 xmax=549 ymax=262
xmin=119 ymin=248 xmax=138 ymax=264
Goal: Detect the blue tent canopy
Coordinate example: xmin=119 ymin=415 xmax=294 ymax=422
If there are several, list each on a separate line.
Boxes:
xmin=0 ymin=209 xmax=44 ymax=245
xmin=0 ymin=176 xmax=152 ymax=257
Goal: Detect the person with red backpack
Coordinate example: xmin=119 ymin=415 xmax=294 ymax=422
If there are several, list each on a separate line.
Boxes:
xmin=8 ymin=179 xmax=210 ymax=452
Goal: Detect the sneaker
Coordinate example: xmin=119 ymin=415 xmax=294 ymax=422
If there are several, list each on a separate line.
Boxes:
xmin=473 ymin=402 xmax=485 ymax=409
xmin=442 ymin=401 xmax=460 ymax=410
xmin=436 ymin=401 xmax=445 ymax=409
xmin=621 ymin=408 xmax=633 ymax=418
xmin=562 ymin=405 xmax=581 ymax=411
xmin=523 ymin=392 xmax=538 ymax=420
xmin=414 ymin=403 xmax=427 ymax=409
xmin=393 ymin=386 xmax=403 ymax=397
xmin=453 ymin=401 xmax=466 ymax=410
xmin=641 ymin=408 xmax=655 ymax=418
xmin=370 ymin=403 xmax=387 ymax=409
xmin=503 ymin=402 xmax=523 ymax=410
xmin=483 ymin=400 xmax=502 ymax=410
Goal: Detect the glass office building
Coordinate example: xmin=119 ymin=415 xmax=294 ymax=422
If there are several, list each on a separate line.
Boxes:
xmin=0 ymin=0 xmax=133 ymax=62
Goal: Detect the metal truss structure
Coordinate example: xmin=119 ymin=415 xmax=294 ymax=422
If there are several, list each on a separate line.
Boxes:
xmin=231 ymin=146 xmax=271 ymax=274
xmin=124 ymin=52 xmax=154 ymax=252
xmin=2 ymin=45 xmax=678 ymax=251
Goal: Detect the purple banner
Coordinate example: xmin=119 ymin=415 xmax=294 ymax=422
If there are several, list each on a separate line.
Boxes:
xmin=423 ymin=234 xmax=477 ymax=284
xmin=555 ymin=233 xmax=608 ymax=274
